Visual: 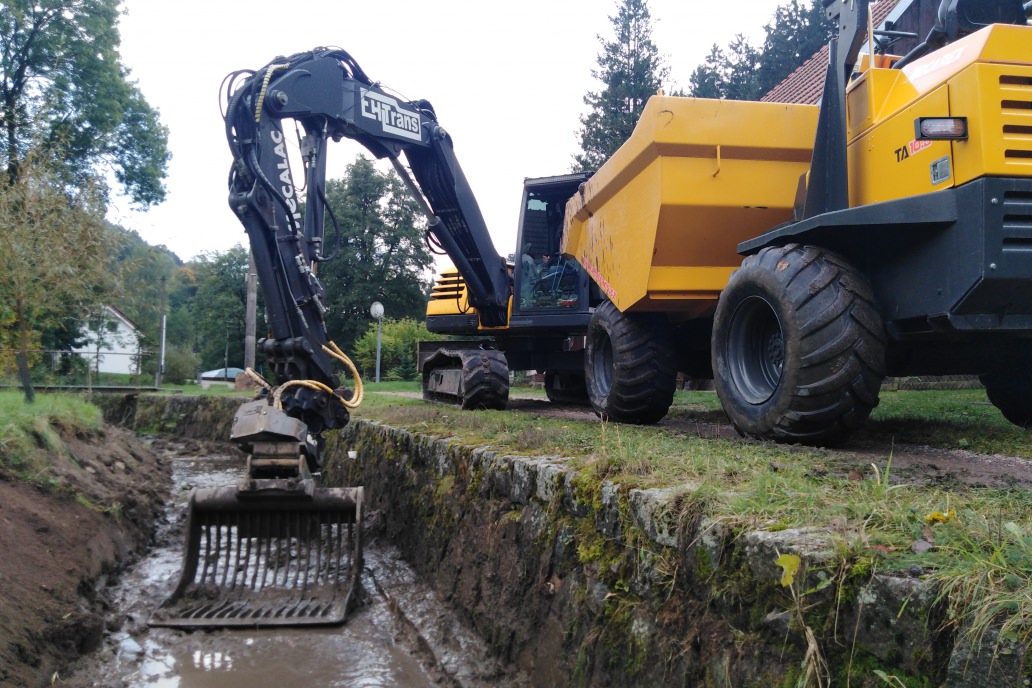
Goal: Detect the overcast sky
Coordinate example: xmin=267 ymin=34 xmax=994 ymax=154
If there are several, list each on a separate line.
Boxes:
xmin=110 ymin=0 xmax=787 ymax=263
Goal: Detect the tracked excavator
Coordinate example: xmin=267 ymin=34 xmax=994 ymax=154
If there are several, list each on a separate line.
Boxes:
xmin=426 ymin=0 xmax=1032 ymax=444
xmin=152 ymin=47 xmax=549 ymax=628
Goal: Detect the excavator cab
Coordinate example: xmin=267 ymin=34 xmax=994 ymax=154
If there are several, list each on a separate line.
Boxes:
xmin=513 ymin=174 xmax=592 ymax=316
xmin=421 ymin=173 xmax=596 ymax=409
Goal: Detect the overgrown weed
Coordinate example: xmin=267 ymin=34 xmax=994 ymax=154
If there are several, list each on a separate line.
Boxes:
xmin=0 ymin=391 xmax=102 ymax=487
xmin=927 ymin=507 xmax=1032 ymax=651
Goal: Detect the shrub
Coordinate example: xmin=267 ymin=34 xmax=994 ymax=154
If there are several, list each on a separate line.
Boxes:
xmin=352 ymin=318 xmax=444 ymax=382
xmin=164 ymin=345 xmax=200 ymax=384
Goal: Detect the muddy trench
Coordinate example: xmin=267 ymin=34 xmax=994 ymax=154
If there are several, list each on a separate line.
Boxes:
xmin=66 ymin=439 xmax=528 ymax=688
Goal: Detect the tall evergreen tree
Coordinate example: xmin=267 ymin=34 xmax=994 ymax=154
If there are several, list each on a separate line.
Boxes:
xmin=574 ymin=0 xmax=667 ymax=172
xmin=757 ymin=0 xmax=835 ymax=95
xmin=688 ymin=35 xmax=763 ymax=101
xmin=688 ymin=0 xmax=833 ymax=101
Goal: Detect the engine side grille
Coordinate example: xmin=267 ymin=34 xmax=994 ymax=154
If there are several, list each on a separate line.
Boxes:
xmin=430 ymin=270 xmax=468 ymax=301
xmin=1002 ymin=189 xmax=1032 ymax=253
xmin=1000 ymin=74 xmax=1032 ymax=166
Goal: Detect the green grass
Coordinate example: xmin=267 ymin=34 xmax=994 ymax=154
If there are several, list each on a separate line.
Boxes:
xmin=353 ymin=385 xmax=1032 ymax=648
xmin=357 ymin=379 xmax=424 ymax=394
xmin=157 ymin=381 xmax=253 ymax=396
xmin=863 ymin=388 xmax=1030 ymax=457
xmin=152 ymin=377 xmax=430 ymax=397
xmin=0 ymin=391 xmax=103 ymax=484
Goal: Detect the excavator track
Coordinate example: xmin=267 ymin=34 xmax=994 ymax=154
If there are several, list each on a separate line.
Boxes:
xmin=421 ymin=348 xmax=509 ymax=410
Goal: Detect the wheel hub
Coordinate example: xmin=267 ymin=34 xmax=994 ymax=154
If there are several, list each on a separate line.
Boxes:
xmin=727 ymin=295 xmax=785 ymax=405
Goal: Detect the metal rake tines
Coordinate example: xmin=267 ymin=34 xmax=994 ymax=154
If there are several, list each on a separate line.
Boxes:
xmin=192 ymin=509 xmax=354 ymax=593
xmin=151 ymin=486 xmax=363 ymax=628
xmin=166 ymin=597 xmax=343 ymax=622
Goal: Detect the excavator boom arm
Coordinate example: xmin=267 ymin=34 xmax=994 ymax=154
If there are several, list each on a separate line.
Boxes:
xmin=226 ymin=48 xmax=508 ymax=339
xmin=223 ymin=47 xmax=510 ymax=440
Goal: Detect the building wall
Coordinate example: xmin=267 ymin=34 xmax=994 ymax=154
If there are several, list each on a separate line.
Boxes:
xmin=71 ymin=309 xmax=142 ymax=376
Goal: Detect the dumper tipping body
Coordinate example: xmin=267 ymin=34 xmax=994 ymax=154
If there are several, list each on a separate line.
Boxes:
xmin=563 ymin=96 xmax=819 ymax=317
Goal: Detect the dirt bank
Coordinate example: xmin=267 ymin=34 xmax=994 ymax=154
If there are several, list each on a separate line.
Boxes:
xmin=0 ymin=425 xmax=169 ymax=688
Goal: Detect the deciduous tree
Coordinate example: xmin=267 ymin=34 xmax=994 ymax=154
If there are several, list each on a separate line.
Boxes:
xmin=352 ymin=317 xmax=444 ymax=382
xmin=0 ymin=0 xmax=170 ymax=205
xmin=190 ymin=246 xmax=250 ymax=371
xmin=0 ymin=149 xmax=113 ymax=401
xmin=316 ymin=156 xmax=433 ymax=354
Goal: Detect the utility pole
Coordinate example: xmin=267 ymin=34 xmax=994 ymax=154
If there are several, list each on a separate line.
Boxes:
xmin=245 ymin=250 xmax=257 ymax=371
xmin=154 ymin=275 xmax=167 ymax=388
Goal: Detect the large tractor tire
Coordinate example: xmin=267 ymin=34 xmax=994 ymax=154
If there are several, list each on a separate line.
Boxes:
xmin=712 ymin=244 xmax=886 ymax=445
xmin=980 ymin=344 xmax=1032 ymax=428
xmin=544 ymin=370 xmax=590 ymax=405
xmin=585 ymin=301 xmax=677 ymax=424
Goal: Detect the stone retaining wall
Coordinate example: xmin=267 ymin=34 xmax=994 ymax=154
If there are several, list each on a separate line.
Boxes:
xmin=97 ymin=394 xmax=1026 ymax=687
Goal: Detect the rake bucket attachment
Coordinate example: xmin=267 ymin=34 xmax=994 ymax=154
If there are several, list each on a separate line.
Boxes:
xmin=150 ymin=482 xmax=363 ymax=629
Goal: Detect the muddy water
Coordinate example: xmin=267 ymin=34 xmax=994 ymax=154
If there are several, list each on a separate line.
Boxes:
xmin=69 ymin=441 xmax=525 ymax=688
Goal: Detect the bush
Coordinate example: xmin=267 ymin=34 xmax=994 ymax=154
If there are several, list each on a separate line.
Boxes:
xmin=163 ymin=345 xmax=200 ymax=384
xmin=352 ymin=318 xmax=444 ymax=382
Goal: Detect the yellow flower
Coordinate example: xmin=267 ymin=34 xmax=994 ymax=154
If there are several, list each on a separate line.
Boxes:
xmin=923 ymin=509 xmax=957 ymax=525
xmin=775 ymin=553 xmax=801 ymax=588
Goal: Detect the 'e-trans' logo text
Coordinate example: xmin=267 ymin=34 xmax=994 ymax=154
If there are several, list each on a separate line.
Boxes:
xmin=361 ymin=89 xmax=422 ymax=141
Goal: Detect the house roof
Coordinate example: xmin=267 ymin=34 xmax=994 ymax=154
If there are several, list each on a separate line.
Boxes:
xmin=761 ymin=0 xmax=905 ymax=104
xmin=81 ymin=305 xmax=142 ymax=335
xmin=103 ymin=305 xmax=140 ymax=332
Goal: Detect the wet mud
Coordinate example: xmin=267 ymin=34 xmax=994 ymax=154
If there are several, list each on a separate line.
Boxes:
xmin=66 ymin=440 xmax=526 ymax=688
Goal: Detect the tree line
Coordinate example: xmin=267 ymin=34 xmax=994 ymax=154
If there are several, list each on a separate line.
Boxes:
xmin=1 ymin=0 xmax=832 ymax=400
xmin=48 ymin=156 xmax=436 ymax=387
xmin=574 ymin=0 xmax=833 ymax=170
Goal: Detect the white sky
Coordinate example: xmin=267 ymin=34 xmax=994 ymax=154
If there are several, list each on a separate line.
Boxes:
xmin=109 ymin=0 xmax=786 ymax=262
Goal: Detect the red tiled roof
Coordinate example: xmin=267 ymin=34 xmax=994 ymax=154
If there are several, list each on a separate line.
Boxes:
xmin=761 ymin=0 xmax=904 ymax=104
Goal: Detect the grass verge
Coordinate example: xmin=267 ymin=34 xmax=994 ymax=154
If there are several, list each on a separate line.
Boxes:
xmin=0 ymin=391 xmax=103 ymax=487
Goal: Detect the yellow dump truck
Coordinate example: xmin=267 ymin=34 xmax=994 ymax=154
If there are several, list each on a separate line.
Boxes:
xmin=424 ymin=0 xmax=1032 ymax=444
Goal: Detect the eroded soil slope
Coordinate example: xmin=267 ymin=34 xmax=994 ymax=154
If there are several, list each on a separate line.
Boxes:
xmin=0 ymin=425 xmax=169 ymax=688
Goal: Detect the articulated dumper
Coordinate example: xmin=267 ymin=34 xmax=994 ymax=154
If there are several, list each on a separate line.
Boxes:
xmin=424 ymin=0 xmax=1032 ymax=445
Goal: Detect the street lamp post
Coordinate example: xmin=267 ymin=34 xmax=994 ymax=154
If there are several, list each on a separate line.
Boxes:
xmin=370 ymin=301 xmax=384 ymax=383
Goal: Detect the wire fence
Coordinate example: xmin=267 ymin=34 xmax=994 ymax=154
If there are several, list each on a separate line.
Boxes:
xmin=0 ymin=348 xmax=156 ymax=389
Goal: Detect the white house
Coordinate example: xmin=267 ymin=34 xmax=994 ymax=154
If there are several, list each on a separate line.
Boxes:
xmin=71 ymin=306 xmax=144 ymax=376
